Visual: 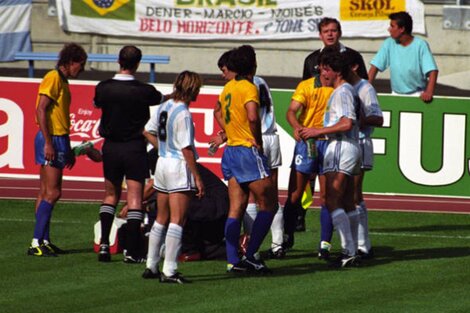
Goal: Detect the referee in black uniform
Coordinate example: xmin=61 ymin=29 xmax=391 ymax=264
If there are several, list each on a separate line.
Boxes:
xmin=94 ymin=45 xmax=164 ymax=263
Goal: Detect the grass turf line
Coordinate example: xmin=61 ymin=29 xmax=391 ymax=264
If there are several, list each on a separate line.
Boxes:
xmin=0 ymin=199 xmax=469 ymax=313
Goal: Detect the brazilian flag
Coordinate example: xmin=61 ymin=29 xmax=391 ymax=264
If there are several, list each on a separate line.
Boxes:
xmin=71 ymin=0 xmax=135 ymax=21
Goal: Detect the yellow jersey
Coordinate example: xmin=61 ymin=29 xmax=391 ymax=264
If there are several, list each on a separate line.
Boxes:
xmin=35 ymin=70 xmax=71 ymax=135
xmin=219 ymin=78 xmax=259 ymax=147
xmin=291 ymin=77 xmax=333 ymax=128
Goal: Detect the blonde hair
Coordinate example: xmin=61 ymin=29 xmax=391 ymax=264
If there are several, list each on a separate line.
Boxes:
xmin=173 ymin=71 xmax=203 ymax=103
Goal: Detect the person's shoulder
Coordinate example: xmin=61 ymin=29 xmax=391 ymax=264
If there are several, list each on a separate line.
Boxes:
xmin=344 ymin=46 xmax=361 ymax=55
xmin=298 ymin=77 xmax=314 ymax=87
xmin=42 ymin=69 xmax=61 ymax=81
xmin=305 ymin=49 xmax=321 ymax=59
xmin=412 ymin=36 xmax=431 ymax=48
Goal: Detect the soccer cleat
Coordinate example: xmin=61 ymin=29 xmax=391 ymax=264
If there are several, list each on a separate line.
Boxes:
xmin=44 ymin=243 xmax=66 ymax=254
xmin=267 ymin=247 xmax=286 ymax=259
xmin=318 ymin=241 xmax=332 ymax=261
xmin=329 ymin=253 xmax=360 ymax=268
xmin=318 ymin=249 xmax=331 ymax=261
xmin=98 ymin=244 xmax=111 ymax=262
xmin=27 ymin=245 xmax=57 ymax=257
xmin=358 ymin=248 xmax=375 ymax=260
xmin=123 ymin=254 xmax=146 ymax=264
xmin=226 ymin=261 xmax=249 ymax=274
xmin=142 ymin=268 xmax=161 ymax=279
xmin=160 ymin=272 xmax=191 ymax=284
xmin=242 ymin=256 xmax=273 ymax=274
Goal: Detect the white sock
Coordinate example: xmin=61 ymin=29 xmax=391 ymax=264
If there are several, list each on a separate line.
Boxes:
xmin=146 ymin=222 xmax=166 ymax=273
xmin=331 ymin=208 xmax=355 ymax=256
xmin=347 ymin=209 xmax=360 ymax=253
xmin=270 ymin=203 xmax=284 ymax=251
xmin=163 ymin=223 xmax=183 ymax=277
xmin=31 ymin=238 xmax=40 ymax=247
xmin=243 ymin=203 xmax=258 ymax=235
xmin=357 ymin=202 xmax=371 ymax=253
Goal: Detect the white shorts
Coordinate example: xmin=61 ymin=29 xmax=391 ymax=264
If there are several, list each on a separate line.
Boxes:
xmin=153 ymin=157 xmax=196 ymax=193
xmin=323 ymin=138 xmax=361 ymax=176
xmin=359 ymin=137 xmax=374 ymax=170
xmin=263 ymin=133 xmax=282 ymax=169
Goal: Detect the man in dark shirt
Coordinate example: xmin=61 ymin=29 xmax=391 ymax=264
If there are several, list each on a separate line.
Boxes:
xmin=302 ymin=17 xmax=368 ymax=81
xmin=94 ymin=45 xmax=164 ymax=263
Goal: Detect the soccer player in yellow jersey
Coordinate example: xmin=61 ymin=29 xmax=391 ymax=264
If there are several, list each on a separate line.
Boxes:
xmin=215 ymin=45 xmax=277 ymax=274
xmin=28 ymin=43 xmax=87 ymax=257
xmin=283 ymin=72 xmax=334 ymax=257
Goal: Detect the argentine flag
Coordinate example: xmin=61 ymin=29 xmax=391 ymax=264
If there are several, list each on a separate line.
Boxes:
xmin=0 ymin=0 xmax=32 ymax=62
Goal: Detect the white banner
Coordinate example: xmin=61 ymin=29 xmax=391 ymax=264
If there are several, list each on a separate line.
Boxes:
xmin=56 ymin=0 xmax=425 ymax=40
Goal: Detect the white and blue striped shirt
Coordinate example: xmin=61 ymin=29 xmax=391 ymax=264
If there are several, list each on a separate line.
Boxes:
xmin=354 ymin=79 xmax=383 ymax=139
xmin=145 ymin=99 xmax=198 ymax=160
xmin=253 ymin=76 xmax=277 ymax=135
xmin=324 ymin=82 xmax=359 ymax=140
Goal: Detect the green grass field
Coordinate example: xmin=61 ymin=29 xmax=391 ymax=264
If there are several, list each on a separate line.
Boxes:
xmin=1 ymin=199 xmax=469 ymax=313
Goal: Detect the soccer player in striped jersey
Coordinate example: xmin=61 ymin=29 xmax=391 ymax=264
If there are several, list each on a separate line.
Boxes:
xmin=300 ymin=48 xmax=361 ymax=267
xmin=143 ymin=71 xmax=204 ymax=284
xmin=347 ymin=51 xmax=383 ymax=258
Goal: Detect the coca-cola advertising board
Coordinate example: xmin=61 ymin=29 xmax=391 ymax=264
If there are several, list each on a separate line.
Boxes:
xmin=0 ymin=77 xmax=224 ymax=181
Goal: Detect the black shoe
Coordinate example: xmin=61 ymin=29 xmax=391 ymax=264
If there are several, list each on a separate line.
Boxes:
xmin=267 ymin=247 xmax=286 ymax=259
xmin=318 ymin=249 xmax=331 ymax=261
xmin=329 ymin=253 xmax=360 ymax=268
xmin=98 ymin=244 xmax=111 ymax=262
xmin=227 ymin=261 xmax=249 ymax=274
xmin=243 ymin=256 xmax=273 ymax=274
xmin=142 ymin=268 xmax=161 ymax=279
xmin=123 ymin=254 xmax=146 ymax=264
xmin=160 ymin=272 xmax=191 ymax=284
xmin=358 ymin=248 xmax=374 ymax=260
xmin=27 ymin=245 xmax=57 ymax=257
xmin=44 ymin=243 xmax=66 ymax=254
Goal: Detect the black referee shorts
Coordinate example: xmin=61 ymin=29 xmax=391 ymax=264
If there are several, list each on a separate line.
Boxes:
xmin=102 ymin=138 xmax=150 ymax=185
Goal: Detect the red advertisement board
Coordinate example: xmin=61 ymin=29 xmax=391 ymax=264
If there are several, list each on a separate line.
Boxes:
xmin=0 ymin=78 xmax=223 ymax=181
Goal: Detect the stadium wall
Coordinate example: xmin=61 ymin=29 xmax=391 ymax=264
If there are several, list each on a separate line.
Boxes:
xmin=0 ymin=77 xmax=469 ymax=198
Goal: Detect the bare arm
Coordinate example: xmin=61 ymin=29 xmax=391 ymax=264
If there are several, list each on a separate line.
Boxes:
xmin=286 ymin=100 xmax=304 ymax=142
xmin=214 ymin=101 xmax=225 ymax=130
xmin=143 ymin=130 xmax=159 ymax=150
xmin=368 ymin=65 xmax=379 ymax=84
xmin=245 ymin=101 xmax=263 ymax=151
xmin=36 ymin=95 xmax=54 ymax=163
xmin=182 ymin=147 xmax=204 ymax=199
xmin=420 ymin=70 xmax=438 ymax=103
xmin=363 ymin=115 xmax=384 ymax=128
xmin=299 ymin=116 xmax=353 ymax=139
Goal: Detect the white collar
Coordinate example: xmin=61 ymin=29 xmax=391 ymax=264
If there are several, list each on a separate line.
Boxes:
xmin=112 ymin=73 xmax=135 ymax=81
xmin=320 ymin=42 xmax=346 ymax=53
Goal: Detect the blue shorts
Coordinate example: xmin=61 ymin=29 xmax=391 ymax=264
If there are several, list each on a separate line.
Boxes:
xmin=290 ymin=140 xmax=328 ymax=175
xmin=34 ymin=131 xmax=72 ymax=169
xmin=221 ymin=146 xmax=270 ymax=184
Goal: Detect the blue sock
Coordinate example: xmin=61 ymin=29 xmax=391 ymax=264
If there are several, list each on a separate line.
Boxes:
xmin=44 ymin=220 xmax=50 ymax=242
xmin=225 ymin=218 xmax=241 ymax=265
xmin=246 ymin=211 xmax=274 ymax=258
xmin=320 ymin=205 xmax=333 ymax=243
xmin=33 ymin=200 xmax=53 ymax=242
